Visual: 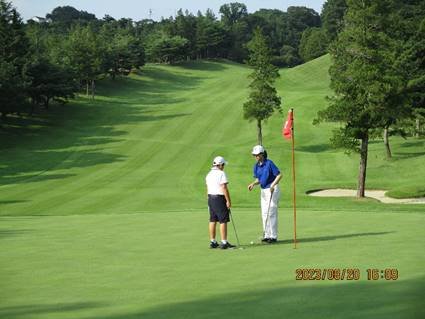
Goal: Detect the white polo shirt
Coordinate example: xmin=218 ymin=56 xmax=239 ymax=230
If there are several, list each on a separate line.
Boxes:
xmin=206 ymin=167 xmax=228 ymax=195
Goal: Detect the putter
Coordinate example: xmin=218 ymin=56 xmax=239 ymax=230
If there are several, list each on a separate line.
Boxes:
xmin=229 ymin=209 xmax=243 ymax=249
xmin=263 ymin=191 xmax=273 ymax=241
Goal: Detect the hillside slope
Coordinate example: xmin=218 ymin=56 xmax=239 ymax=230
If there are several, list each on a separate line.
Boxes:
xmin=0 ymin=56 xmax=424 ymax=216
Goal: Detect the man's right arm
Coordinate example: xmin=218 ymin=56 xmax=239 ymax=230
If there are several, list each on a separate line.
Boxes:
xmin=248 ymin=178 xmax=259 ymax=191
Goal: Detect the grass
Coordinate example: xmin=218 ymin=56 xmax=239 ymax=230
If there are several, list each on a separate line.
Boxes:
xmin=1 ymin=57 xmax=424 ymax=216
xmin=1 ymin=210 xmax=424 ymax=318
xmin=386 ymin=185 xmax=425 ymax=199
xmin=1 ymin=56 xmax=424 ymax=318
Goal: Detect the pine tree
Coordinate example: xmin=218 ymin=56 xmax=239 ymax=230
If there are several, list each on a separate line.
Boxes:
xmin=315 ymin=0 xmax=403 ymax=197
xmin=243 ymin=27 xmax=282 ymax=145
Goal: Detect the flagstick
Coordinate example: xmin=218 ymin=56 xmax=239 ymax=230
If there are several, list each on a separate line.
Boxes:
xmin=291 ymin=108 xmax=297 ymax=249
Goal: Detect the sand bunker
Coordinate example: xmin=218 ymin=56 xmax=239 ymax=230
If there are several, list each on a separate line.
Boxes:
xmin=308 ymin=188 xmax=425 ymax=204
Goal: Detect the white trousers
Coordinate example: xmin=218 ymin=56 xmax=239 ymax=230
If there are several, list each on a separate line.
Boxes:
xmin=261 ymin=185 xmax=280 ymax=239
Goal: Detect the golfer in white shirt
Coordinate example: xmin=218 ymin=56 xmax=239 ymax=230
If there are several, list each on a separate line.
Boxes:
xmin=206 ymin=156 xmax=235 ymax=249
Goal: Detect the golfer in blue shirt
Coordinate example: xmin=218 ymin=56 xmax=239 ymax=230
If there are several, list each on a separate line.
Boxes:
xmin=248 ymin=145 xmax=282 ymax=243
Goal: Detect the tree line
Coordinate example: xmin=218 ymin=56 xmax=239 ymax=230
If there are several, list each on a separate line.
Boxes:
xmin=1 ymin=0 xmax=346 ymax=120
xmin=315 ymin=0 xmax=424 ymax=197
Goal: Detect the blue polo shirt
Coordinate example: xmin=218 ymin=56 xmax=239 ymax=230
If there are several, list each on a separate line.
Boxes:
xmin=253 ymin=159 xmax=280 ymax=189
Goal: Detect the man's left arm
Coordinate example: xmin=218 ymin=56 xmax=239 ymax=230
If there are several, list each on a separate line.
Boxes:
xmin=270 ymin=161 xmax=282 ymax=193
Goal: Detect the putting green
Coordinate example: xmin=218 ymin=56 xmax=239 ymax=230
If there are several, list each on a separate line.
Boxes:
xmin=0 ymin=209 xmax=424 ymax=318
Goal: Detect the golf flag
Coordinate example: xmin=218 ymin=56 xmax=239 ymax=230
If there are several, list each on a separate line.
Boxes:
xmin=282 ymin=108 xmax=297 ymax=248
xmin=282 ymin=110 xmax=293 ymax=140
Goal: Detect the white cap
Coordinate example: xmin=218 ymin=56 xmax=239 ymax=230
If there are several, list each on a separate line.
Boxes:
xmin=251 ymin=145 xmax=265 ymax=155
xmin=213 ymin=156 xmax=227 ymax=166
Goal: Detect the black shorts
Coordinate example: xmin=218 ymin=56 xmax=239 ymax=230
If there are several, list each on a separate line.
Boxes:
xmin=208 ymin=195 xmax=230 ymax=224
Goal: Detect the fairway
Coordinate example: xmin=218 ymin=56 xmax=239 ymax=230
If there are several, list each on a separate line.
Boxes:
xmin=1 ymin=57 xmax=425 ymax=318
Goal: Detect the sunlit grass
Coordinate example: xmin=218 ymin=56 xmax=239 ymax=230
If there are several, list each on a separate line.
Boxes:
xmin=0 ymin=57 xmax=424 ymax=318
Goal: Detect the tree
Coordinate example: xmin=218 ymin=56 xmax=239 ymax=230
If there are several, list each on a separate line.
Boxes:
xmin=284 ymin=6 xmax=321 ymax=53
xmin=315 ymin=0 xmax=404 ymax=197
xmin=26 ymin=57 xmax=77 ymax=113
xmin=146 ymin=33 xmax=189 ymax=64
xmin=219 ymin=2 xmax=248 ymax=27
xmin=248 ymin=9 xmax=287 ymax=59
xmin=0 ymin=58 xmax=27 ymax=118
xmin=0 ymin=0 xmax=30 ymax=119
xmin=127 ymin=37 xmax=145 ymax=70
xmin=219 ymin=2 xmax=249 ymax=62
xmin=321 ymin=0 xmax=348 ymax=42
xmin=46 ymin=6 xmax=96 ymax=24
xmin=243 ymin=28 xmax=282 ymax=145
xmin=299 ymin=27 xmax=329 ymax=61
xmin=392 ymin=1 xmax=425 ymax=139
xmin=173 ymin=9 xmax=197 ymax=59
xmin=99 ymin=23 xmax=144 ymax=79
xmin=370 ymin=0 xmax=425 ymax=158
xmin=25 ymin=23 xmax=77 ymax=113
xmin=195 ymin=12 xmax=226 ymax=59
xmin=227 ymin=19 xmax=250 ymax=61
xmin=278 ymin=45 xmax=302 ymax=67
xmin=65 ymin=24 xmax=103 ymax=98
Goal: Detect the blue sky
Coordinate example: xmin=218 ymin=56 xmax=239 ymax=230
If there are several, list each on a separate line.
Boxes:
xmin=11 ymin=0 xmax=326 ymax=21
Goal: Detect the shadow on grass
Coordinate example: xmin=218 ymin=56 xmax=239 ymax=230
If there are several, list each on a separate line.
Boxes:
xmin=0 ymin=200 xmax=28 ymax=205
xmin=173 ymin=60 xmax=228 ymax=71
xmin=0 ymin=65 xmax=198 ymax=186
xmin=0 ymin=302 xmax=104 ymax=319
xmin=297 ymin=143 xmax=333 ymax=153
xmin=0 ymin=173 xmax=77 ymax=185
xmin=0 ymin=147 xmax=128 ymax=185
xmin=280 ymin=231 xmax=394 ymax=244
xmin=247 ymin=231 xmax=394 ymax=248
xmin=84 ymin=277 xmax=424 ymax=319
xmin=0 ymin=229 xmax=32 ymax=239
xmin=97 ymin=67 xmax=205 ymax=101
xmin=393 ymin=151 xmax=425 ymax=160
xmin=386 ymin=139 xmax=425 ymax=160
xmin=399 ymin=140 xmax=424 ymax=148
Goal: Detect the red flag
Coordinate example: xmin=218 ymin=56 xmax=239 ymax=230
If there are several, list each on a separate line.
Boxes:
xmin=282 ymin=109 xmax=293 ymax=140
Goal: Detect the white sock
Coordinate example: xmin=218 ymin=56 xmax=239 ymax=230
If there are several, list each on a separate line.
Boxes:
xmin=221 ymin=240 xmax=227 ymax=244
xmin=211 ymin=239 xmax=217 ymax=243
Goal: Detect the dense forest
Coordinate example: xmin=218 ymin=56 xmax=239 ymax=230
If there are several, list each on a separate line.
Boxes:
xmin=0 ymin=0 xmax=423 ymax=144
xmin=1 ymin=0 xmax=346 ymax=118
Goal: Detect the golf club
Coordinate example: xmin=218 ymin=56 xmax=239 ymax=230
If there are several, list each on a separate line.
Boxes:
xmin=229 ymin=209 xmax=243 ymax=249
xmin=263 ymin=190 xmax=273 ymax=241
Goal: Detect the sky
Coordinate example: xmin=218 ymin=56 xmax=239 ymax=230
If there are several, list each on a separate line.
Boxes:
xmin=11 ymin=0 xmax=326 ymax=22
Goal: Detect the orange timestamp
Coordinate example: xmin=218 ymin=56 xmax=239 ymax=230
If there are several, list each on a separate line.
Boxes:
xmin=296 ymin=268 xmax=360 ymax=280
xmin=295 ymin=268 xmax=399 ymax=281
xmin=366 ymin=268 xmax=399 ymax=280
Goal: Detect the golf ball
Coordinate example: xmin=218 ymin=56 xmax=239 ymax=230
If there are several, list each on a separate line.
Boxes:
xmin=250 ymin=241 xmax=254 ymax=245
